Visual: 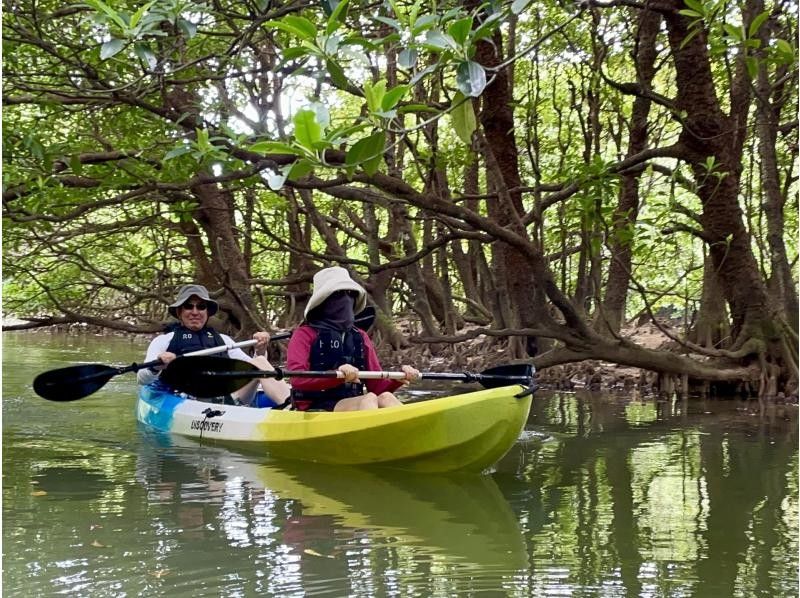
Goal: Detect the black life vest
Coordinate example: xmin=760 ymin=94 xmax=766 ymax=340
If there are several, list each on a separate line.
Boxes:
xmin=166 ymin=324 xmax=226 ymax=356
xmin=291 ymin=326 xmax=366 ymax=404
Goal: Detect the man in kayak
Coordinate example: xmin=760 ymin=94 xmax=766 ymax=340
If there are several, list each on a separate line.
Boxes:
xmin=287 ymin=267 xmax=419 ymax=411
xmin=137 ymin=284 xmax=290 ymax=406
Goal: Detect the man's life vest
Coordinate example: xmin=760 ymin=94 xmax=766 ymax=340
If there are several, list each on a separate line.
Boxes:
xmin=166 ymin=324 xmax=226 ymax=356
xmin=290 ymin=326 xmax=366 ymax=404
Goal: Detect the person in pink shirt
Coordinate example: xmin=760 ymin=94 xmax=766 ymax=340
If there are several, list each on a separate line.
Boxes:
xmin=286 ymin=267 xmax=419 ymax=411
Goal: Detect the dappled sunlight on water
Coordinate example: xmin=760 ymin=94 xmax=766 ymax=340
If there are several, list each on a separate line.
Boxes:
xmin=3 ymin=333 xmax=798 ymax=596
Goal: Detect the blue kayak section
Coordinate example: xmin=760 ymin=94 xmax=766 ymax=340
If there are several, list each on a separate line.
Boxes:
xmin=137 ymin=383 xmax=185 ymax=432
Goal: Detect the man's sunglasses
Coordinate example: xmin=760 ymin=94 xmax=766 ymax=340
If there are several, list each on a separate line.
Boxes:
xmin=181 ymin=301 xmax=208 ymax=311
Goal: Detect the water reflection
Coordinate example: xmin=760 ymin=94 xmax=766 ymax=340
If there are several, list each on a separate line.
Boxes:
xmin=495 ymin=391 xmax=799 ymax=597
xmin=135 ymin=431 xmax=529 ymax=572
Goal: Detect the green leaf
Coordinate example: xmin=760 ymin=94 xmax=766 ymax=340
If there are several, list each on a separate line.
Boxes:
xmin=293 ymin=110 xmax=323 ymax=151
xmin=309 ymin=102 xmax=331 ymax=129
xmin=748 ymin=11 xmax=769 ymax=38
xmin=326 ymin=59 xmax=349 ymax=89
xmin=249 ymin=141 xmax=303 ymax=155
xmin=321 ymin=0 xmax=338 ymax=17
xmin=511 ymin=0 xmax=533 ymax=14
xmin=680 ymin=27 xmax=701 ymax=49
xmin=287 ymin=158 xmax=314 ymax=180
xmin=194 ymin=128 xmax=210 ymax=152
xmin=100 ymin=38 xmax=125 ymax=60
xmin=177 ymin=18 xmax=197 ymax=39
xmin=364 ymin=79 xmax=387 ymax=113
xmin=164 ymin=146 xmax=192 ymax=160
xmin=398 ymin=48 xmax=418 ymax=69
xmin=683 ymin=0 xmax=705 ymax=14
xmin=472 ymin=12 xmax=503 ymax=41
xmin=450 ymin=92 xmax=476 ymax=144
xmin=774 ymin=39 xmax=795 ymax=63
xmin=408 ymin=0 xmax=424 ymax=27
xmin=282 ymin=46 xmax=310 ymax=61
xmin=323 ymin=34 xmax=341 ymax=54
xmin=373 ymin=16 xmax=400 ymax=30
xmin=456 ymin=60 xmax=487 ymax=97
xmin=411 ymin=14 xmax=438 ymax=35
xmin=447 ymin=17 xmax=473 ymax=46
xmin=326 ymin=0 xmax=350 ymax=35
xmin=326 ymin=122 xmax=370 ymax=145
xmin=69 ymin=154 xmax=83 ymax=175
xmin=264 ymin=16 xmax=318 ymax=41
xmin=381 ymin=84 xmax=409 ymax=111
xmin=284 ymin=15 xmax=319 ymax=40
xmin=745 ymin=55 xmax=758 ymax=79
xmin=723 ymin=24 xmax=743 ymax=42
xmin=83 ymin=0 xmax=128 ymax=30
xmin=134 ymin=43 xmax=157 ymax=69
xmin=424 ymin=29 xmax=456 ymax=51
xmin=342 ymin=36 xmax=378 ymax=52
xmin=345 ymin=131 xmax=385 ymax=175
xmin=129 ymin=0 xmax=155 ymax=29
xmin=409 ymin=63 xmax=438 ymax=86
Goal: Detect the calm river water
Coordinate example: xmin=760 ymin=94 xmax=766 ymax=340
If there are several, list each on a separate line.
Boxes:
xmin=2 ymin=332 xmax=798 ymax=597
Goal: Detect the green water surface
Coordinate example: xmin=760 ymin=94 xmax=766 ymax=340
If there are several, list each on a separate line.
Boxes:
xmin=3 ymin=331 xmax=797 ymax=597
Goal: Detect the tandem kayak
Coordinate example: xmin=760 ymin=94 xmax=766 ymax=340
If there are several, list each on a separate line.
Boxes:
xmin=136 ymin=383 xmax=533 ymax=473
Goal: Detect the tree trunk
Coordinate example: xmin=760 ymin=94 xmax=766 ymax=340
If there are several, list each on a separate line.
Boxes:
xmin=754 ymin=40 xmax=798 ymax=331
xmin=472 ymin=19 xmax=540 ymax=358
xmin=190 ymin=182 xmax=262 ymax=335
xmin=663 ymin=0 xmax=797 ymax=392
xmin=687 ymin=252 xmax=731 ymax=349
xmin=599 ymin=8 xmax=661 ymax=335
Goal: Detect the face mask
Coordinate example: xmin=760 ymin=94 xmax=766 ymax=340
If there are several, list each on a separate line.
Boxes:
xmin=309 ymin=291 xmax=355 ymax=331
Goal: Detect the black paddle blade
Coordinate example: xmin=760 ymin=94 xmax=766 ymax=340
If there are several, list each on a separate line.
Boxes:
xmin=161 ymin=356 xmax=259 ymax=398
xmin=478 ymin=364 xmax=535 ymax=389
xmin=33 ymin=364 xmax=119 ymax=401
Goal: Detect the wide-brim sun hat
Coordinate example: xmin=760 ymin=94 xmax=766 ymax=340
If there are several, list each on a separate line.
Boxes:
xmin=168 ymin=284 xmax=219 ymax=318
xmin=304 ymin=267 xmax=367 ymax=317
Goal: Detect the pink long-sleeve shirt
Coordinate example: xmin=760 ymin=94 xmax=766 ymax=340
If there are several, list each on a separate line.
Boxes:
xmin=286 ymin=325 xmax=403 ymax=396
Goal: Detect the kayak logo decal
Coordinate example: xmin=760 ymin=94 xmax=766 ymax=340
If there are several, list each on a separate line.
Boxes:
xmin=192 ymin=408 xmax=225 ymax=436
xmin=191 ymin=418 xmax=224 ymax=432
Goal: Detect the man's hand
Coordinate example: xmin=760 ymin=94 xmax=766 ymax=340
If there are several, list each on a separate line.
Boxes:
xmin=252 ymin=331 xmax=270 ymax=355
xmin=156 ymin=351 xmax=177 ymax=369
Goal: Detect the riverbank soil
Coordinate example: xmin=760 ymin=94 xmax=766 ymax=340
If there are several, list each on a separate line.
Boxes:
xmin=383 ymin=318 xmax=798 ymax=403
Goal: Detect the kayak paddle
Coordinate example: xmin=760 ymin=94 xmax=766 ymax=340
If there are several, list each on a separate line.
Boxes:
xmin=161 ymin=356 xmax=536 ymax=399
xmin=32 ymin=306 xmax=377 ymax=402
xmin=33 ymin=339 xmax=258 ymax=402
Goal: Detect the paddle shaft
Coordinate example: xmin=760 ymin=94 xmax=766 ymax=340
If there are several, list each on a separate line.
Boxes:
xmin=198 ymin=368 xmax=533 ymax=385
xmin=161 ymin=355 xmax=535 ymax=397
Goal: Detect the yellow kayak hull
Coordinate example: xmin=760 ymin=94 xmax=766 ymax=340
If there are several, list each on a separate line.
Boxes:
xmin=137 ymin=384 xmax=532 ymax=473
